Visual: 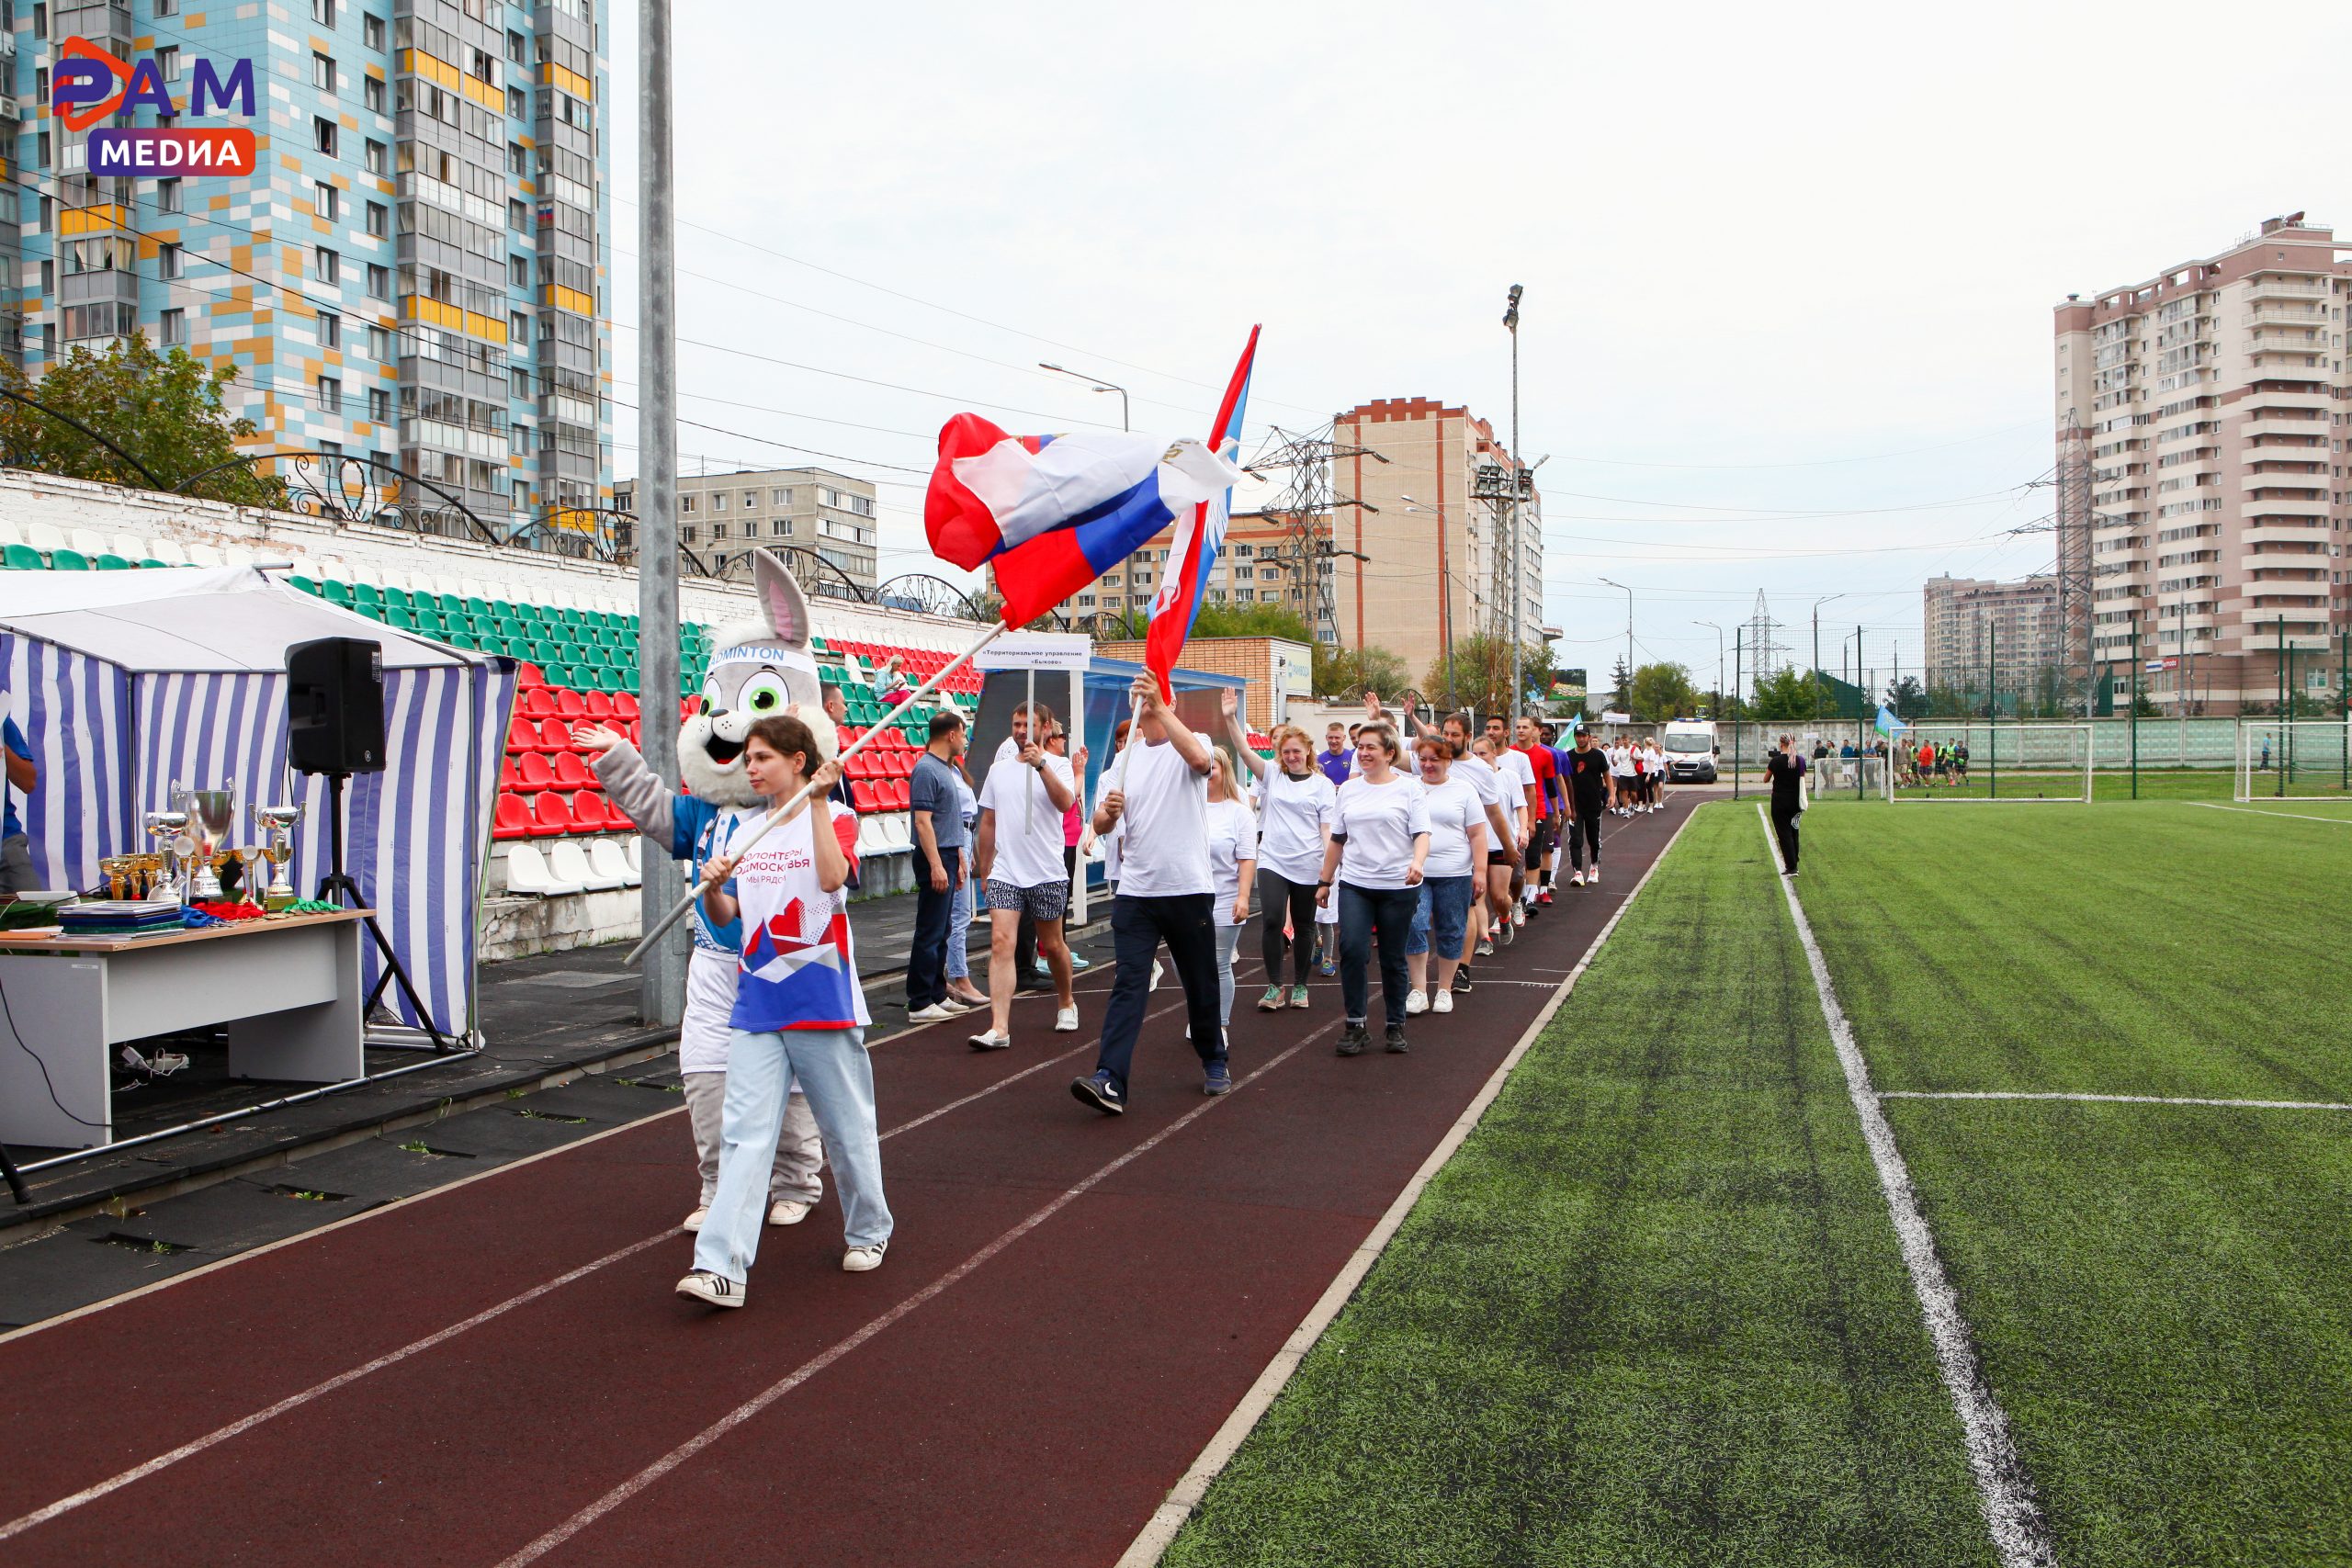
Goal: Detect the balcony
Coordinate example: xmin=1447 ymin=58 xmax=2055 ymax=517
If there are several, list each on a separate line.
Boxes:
xmin=2246 ymin=276 xmax=2330 ymax=301
xmin=2240 ymin=418 xmax=2327 ymax=442
xmin=59 ymin=268 xmax=139 ymax=306
xmin=2244 ymin=333 xmax=2327 ymax=355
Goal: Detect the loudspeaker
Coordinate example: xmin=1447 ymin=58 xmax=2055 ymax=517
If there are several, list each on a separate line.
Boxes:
xmin=287 ymin=636 xmax=387 ymax=775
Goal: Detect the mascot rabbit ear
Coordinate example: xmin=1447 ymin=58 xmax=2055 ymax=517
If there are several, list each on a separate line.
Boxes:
xmin=753 ymin=548 xmax=813 ymax=649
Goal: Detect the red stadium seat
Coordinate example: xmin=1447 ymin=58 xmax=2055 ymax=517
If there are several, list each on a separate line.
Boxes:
xmin=505 ymin=718 xmax=537 ymax=755
xmin=517 ymin=660 xmax=546 ymax=689
xmin=582 ymin=691 xmax=614 ymax=720
xmin=493 ymin=794 xmax=530 ymax=840
xmin=552 ymin=751 xmax=594 ymax=790
xmin=626 ymin=720 xmax=642 ymax=747
xmin=569 ymin=792 xmax=612 ymax=833
xmin=527 ymin=792 xmax=571 ymax=837
xmin=537 ymin=718 xmax=572 ymax=752
xmin=613 ymin=693 xmax=640 ymax=721
xmin=851 ymin=780 xmax=880 ymax=814
xmin=554 ymin=689 xmax=587 ymax=721
xmin=499 ymin=755 xmax=520 ymax=791
xmin=515 ymin=752 xmax=556 ymax=792
xmin=520 ymin=688 xmax=557 ymax=721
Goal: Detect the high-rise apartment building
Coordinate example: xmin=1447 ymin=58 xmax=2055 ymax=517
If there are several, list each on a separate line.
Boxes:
xmin=618 ymin=467 xmax=881 ymax=592
xmin=1064 ymin=509 xmax=1321 ymax=634
xmin=1922 ymin=572 xmax=2064 ymax=701
xmin=3 ymin=0 xmax=612 ymax=530
xmin=2052 ymin=213 xmax=2349 ymax=713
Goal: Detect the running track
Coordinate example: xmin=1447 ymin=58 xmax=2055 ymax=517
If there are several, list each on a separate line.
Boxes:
xmin=0 ymin=800 xmax=1694 ymax=1567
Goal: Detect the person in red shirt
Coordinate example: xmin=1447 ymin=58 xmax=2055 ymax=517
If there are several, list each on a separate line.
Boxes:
xmin=1512 ymin=716 xmax=1562 ymax=908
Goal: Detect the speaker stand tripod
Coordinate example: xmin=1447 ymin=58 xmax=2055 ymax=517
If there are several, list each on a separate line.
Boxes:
xmin=0 ymin=1140 xmax=27 ymax=1205
xmin=313 ymin=771 xmax=456 ymax=1055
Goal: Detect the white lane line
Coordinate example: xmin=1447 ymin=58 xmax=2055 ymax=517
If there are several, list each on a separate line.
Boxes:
xmin=1883 ymin=1089 xmax=2352 ymax=1111
xmin=492 ymin=1022 xmax=1338 ymax=1568
xmin=0 ymin=1002 xmax=1173 ymax=1541
xmin=1115 ymin=806 xmax=1699 ymax=1568
xmin=2188 ymin=801 xmax=2352 ymax=826
xmin=1760 ymin=805 xmax=2054 ymax=1568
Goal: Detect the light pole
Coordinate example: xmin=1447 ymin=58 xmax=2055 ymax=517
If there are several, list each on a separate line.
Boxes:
xmin=1811 ymin=592 xmax=1846 ymax=723
xmin=1401 ymin=494 xmax=1458 ymax=711
xmin=1038 ymin=362 xmax=1130 ymax=433
xmin=1504 ymin=284 xmax=1524 ymax=730
xmin=1600 ymin=576 xmax=1633 ymax=715
xmin=1696 ymin=620 xmax=1724 ymax=716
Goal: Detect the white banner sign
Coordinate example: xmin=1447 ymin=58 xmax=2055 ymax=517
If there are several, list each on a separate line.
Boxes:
xmin=975 ymin=633 xmax=1093 ymax=672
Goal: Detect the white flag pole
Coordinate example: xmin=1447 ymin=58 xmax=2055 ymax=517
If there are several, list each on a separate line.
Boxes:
xmin=625 ymin=618 xmax=1012 ymax=966
xmin=1024 ymin=664 xmax=1036 ymax=836
xmin=1069 ymin=663 xmax=1088 ymax=925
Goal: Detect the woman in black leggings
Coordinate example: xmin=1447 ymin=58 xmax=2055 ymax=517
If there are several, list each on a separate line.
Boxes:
xmin=1222 ymin=694 xmax=1334 ymax=1011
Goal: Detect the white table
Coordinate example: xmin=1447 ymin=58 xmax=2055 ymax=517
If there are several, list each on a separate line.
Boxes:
xmin=0 ymin=909 xmax=368 ymax=1151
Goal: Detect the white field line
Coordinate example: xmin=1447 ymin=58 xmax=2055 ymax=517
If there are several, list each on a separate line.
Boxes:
xmin=1114 ymin=804 xmax=1700 ymax=1568
xmin=2190 ymin=801 xmax=2352 ymax=826
xmin=0 ymin=998 xmax=1175 ymax=1542
xmin=1883 ymin=1089 xmax=2352 ymax=1111
xmin=1760 ymin=805 xmax=2055 ymax=1568
xmin=492 ymin=1021 xmax=1338 ymax=1568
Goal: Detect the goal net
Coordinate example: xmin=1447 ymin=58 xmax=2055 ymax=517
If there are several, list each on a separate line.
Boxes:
xmin=1883 ymin=723 xmax=2094 ymax=803
xmin=2234 ymin=720 xmax=2352 ymax=801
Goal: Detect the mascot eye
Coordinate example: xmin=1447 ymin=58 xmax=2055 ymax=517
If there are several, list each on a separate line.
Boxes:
xmin=741 ymin=672 xmax=790 ymax=716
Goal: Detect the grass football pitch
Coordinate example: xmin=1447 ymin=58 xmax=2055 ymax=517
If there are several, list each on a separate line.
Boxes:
xmin=1166 ymin=799 xmax=2352 ymax=1567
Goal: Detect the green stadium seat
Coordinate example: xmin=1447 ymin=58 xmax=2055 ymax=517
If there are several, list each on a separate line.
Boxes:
xmin=446 ymin=633 xmax=478 ymax=651
xmin=288 ymin=575 xmax=318 ymax=595
xmin=386 ymin=606 xmax=415 ymax=630
xmin=141 ymin=558 xmax=169 ymax=570
xmin=353 ymin=582 xmax=382 ymax=609
xmin=413 ymin=611 xmax=445 ymax=637
xmin=383 ymin=586 xmax=411 ymax=611
xmin=322 ymin=581 xmax=353 ymax=605
xmin=50 ymin=549 xmax=91 ymax=570
xmin=2 ymin=544 xmax=44 ymax=570
xmin=95 ymin=554 xmax=133 ymax=570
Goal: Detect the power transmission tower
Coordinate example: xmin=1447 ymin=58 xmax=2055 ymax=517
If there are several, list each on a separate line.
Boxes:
xmin=2052 ymin=410 xmax=2098 ymax=716
xmin=1746 ymin=591 xmax=1784 ymax=691
xmin=1245 ymin=423 xmax=1380 ymax=649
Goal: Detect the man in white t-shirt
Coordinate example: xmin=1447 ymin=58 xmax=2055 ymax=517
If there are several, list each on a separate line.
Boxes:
xmin=1072 ymin=673 xmax=1221 ymax=1113
xmin=969 ymin=701 xmax=1079 ymax=1050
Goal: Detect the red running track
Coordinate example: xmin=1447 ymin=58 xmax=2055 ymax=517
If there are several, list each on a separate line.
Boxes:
xmin=0 ymin=800 xmax=1694 ymax=1567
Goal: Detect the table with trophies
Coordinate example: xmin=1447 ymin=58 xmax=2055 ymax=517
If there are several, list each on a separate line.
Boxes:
xmin=0 ymin=781 xmax=377 ymax=1152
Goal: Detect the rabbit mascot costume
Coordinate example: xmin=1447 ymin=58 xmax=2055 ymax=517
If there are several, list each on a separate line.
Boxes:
xmin=582 ymin=549 xmax=849 ymax=1232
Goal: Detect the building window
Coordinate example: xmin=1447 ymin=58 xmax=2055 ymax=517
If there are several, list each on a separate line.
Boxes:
xmin=771 ymin=487 xmax=791 ymax=505
xmin=680 ymin=495 xmax=696 ymax=514
xmin=155 ymin=0 xmax=178 ymax=14
xmin=317 ymin=376 xmax=342 ymax=413
xmin=507 ymin=141 xmax=527 ymax=177
xmin=511 ymin=422 xmax=530 ymax=456
xmin=682 ymin=526 xmax=696 ymax=545
xmin=158 ymin=242 xmax=181 ymax=279
xmin=508 ymin=310 xmax=527 ymax=344
xmin=363 ymin=12 xmax=383 ymax=49
xmin=366 ymin=263 xmax=389 ymax=299
xmin=742 ymin=490 xmax=759 ymax=509
xmin=506 ymin=85 xmax=526 ymax=119
xmin=711 ymin=523 xmax=729 ymax=540
xmin=365 ymin=139 xmax=387 ymax=175
xmin=368 ymin=324 xmax=392 ymax=361
xmin=508 ymin=198 xmax=529 ymax=232
xmin=772 ymin=519 xmax=791 ymax=537
xmin=314 ymin=247 xmax=339 ymax=284
xmin=511 ymin=367 xmax=531 ymax=398
xmin=311 ymin=0 xmax=335 ymax=25
xmin=312 ymin=52 xmax=335 ymax=93
xmin=34 ymin=131 xmax=48 ymax=169
xmin=505 ymin=29 xmax=526 ymax=63
xmin=368 ymin=386 xmax=391 ymax=422
xmin=319 ymin=311 xmax=341 ymax=350
xmin=313 ymin=180 xmax=339 ymax=221
xmin=364 ymin=75 xmax=384 ymax=113
xmin=313 ymin=116 xmax=337 ymax=156
xmin=158 ymin=308 xmax=186 ymax=345
xmin=156 ymin=45 xmax=180 ymax=81
xmin=366 ymin=200 xmax=387 ymax=238
xmin=509 ymin=254 xmax=529 ymax=287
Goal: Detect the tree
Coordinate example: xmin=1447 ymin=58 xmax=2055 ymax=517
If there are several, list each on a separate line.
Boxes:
xmin=1314 ymin=641 xmax=1408 ymax=703
xmin=1604 ymin=656 xmax=1631 ymax=714
xmin=1747 ymin=666 xmax=1819 ymax=722
xmin=1627 ymin=661 xmax=1700 ymax=723
xmin=0 ymin=333 xmax=285 ymax=506
xmin=1419 ymin=634 xmax=1559 ymax=720
xmin=1884 ymin=676 xmax=1929 ymax=722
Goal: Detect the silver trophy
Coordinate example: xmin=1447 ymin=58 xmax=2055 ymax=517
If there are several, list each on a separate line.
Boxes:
xmin=254 ymin=803 xmax=302 ymax=909
xmin=175 ymin=780 xmax=237 ymax=902
xmin=143 ymin=809 xmax=189 ymax=905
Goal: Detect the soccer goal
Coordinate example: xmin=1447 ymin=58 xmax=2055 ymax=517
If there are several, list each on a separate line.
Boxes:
xmin=1883 ymin=723 xmax=2094 ymax=803
xmin=2233 ymin=720 xmax=2352 ymax=801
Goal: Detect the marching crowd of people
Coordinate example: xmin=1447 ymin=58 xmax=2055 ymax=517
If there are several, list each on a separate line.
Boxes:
xmin=650 ymin=679 xmax=1679 ymax=1310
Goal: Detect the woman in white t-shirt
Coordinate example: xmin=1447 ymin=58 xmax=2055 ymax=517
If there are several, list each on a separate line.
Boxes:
xmin=1404 ymin=736 xmax=1488 ymax=1016
xmin=1315 ymin=722 xmax=1430 ymax=1056
xmin=679 ymin=715 xmax=889 ymax=1310
xmin=1611 ymin=740 xmax=1637 ymax=817
xmin=1202 ymin=751 xmax=1258 ymax=1033
xmin=1221 ymin=694 xmax=1332 ymax=1012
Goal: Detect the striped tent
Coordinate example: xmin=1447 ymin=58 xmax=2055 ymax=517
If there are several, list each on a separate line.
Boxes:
xmin=0 ymin=566 xmax=517 ymax=1042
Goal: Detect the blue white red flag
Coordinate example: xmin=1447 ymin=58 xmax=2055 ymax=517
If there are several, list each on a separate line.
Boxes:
xmin=925 ymin=407 xmax=1249 ymax=627
xmin=1144 ymin=326 xmax=1259 ymax=702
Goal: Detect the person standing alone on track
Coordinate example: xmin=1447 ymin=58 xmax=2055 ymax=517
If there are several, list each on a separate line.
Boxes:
xmin=1317 ymin=722 xmax=1430 ymax=1057
xmin=1073 ymin=673 xmax=1226 ymax=1113
xmin=1565 ymin=725 xmax=1609 ymax=887
xmin=1225 ymin=698 xmax=1332 ymax=1014
xmin=678 ymin=716 xmax=890 ymax=1308
xmin=1767 ymin=733 xmax=1807 ymax=876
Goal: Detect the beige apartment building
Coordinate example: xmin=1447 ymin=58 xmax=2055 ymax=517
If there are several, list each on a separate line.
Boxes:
xmin=616 ymin=468 xmax=881 ymax=592
xmin=1922 ymin=574 xmax=2064 ymax=700
xmin=2053 ymin=213 xmax=2351 ymax=714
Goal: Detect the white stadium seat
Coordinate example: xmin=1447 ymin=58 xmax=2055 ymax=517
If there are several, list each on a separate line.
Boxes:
xmin=623 ymin=838 xmax=642 ymax=878
xmin=878 ymin=813 xmax=911 ymax=851
xmin=145 ymin=537 xmax=190 ymax=567
xmin=183 ymin=541 xmax=223 ymax=567
xmin=855 ymin=816 xmax=889 ymax=857
xmin=588 ymin=839 xmax=639 ymax=888
xmin=24 ymin=522 xmax=67 ymax=556
xmin=110 ymin=534 xmax=152 ymax=562
xmin=548 ymin=839 xmax=622 ymax=891
xmin=503 ymin=843 xmax=583 ymax=897
xmin=70 ymin=528 xmax=109 ymax=558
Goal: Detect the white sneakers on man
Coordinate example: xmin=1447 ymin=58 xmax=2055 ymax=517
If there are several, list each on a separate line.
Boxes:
xmin=676 ymin=1270 xmax=742 ymax=1308
xmin=842 ymin=1243 xmax=887 ymax=1272
xmin=909 ymin=1002 xmax=963 ymax=1023
xmin=1404 ymin=989 xmax=1429 ymax=1016
xmin=1054 ymin=1006 xmax=1080 ymax=1032
xmin=768 ymin=1198 xmax=812 ymax=1226
xmin=683 ymin=1205 xmax=708 ymax=1232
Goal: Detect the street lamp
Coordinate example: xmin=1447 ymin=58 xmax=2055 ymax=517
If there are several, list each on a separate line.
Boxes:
xmin=1696 ymin=620 xmax=1724 ymax=716
xmin=1038 ymin=362 xmax=1130 ymax=434
xmin=1504 ymin=284 xmax=1525 ymax=728
xmin=1599 ymin=576 xmax=1633 ymax=715
xmin=1401 ymin=493 xmax=1459 ymax=711
xmin=1811 ymin=592 xmax=1846 ymax=722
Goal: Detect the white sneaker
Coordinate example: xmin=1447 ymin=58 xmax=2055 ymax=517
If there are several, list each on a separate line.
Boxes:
xmin=676 ymin=1270 xmax=742 ymax=1308
xmin=842 ymin=1242 xmax=888 ymax=1273
xmin=908 ymin=1002 xmax=962 ymax=1023
xmin=1512 ymin=907 xmax=1527 ymax=929
xmin=967 ymin=1028 xmax=1012 ymax=1051
xmin=1588 ymin=868 xmax=1600 ymax=886
xmin=1432 ymin=988 xmax=1453 ymax=1014
xmin=1149 ymin=960 xmax=1164 ymax=991
xmin=1054 ymin=1006 xmax=1080 ymax=1032
xmin=768 ymin=1198 xmax=812 ymax=1226
xmin=684 ymin=1205 xmax=708 ymax=1232
xmin=1476 ymin=939 xmax=1496 ymax=957
xmin=1405 ymin=988 xmax=1428 ymax=1016
xmin=1570 ymin=871 xmax=1585 ymax=886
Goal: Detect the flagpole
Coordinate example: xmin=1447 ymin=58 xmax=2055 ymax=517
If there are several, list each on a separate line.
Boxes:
xmin=625 ymin=618 xmax=1013 ymax=966
xmin=1025 ymin=664 xmax=1037 ymax=836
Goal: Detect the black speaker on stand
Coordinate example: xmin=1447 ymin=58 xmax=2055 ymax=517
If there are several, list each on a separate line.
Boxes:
xmin=287 ymin=636 xmax=453 ymax=1054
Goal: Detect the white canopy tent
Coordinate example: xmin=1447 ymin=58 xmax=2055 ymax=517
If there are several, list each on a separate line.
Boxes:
xmin=0 ymin=567 xmax=517 ymax=1040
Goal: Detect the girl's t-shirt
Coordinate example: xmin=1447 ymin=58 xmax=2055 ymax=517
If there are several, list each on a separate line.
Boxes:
xmin=1332 ymin=773 xmax=1431 ymax=890
xmin=1419 ymin=776 xmax=1485 ymax=878
xmin=1254 ymin=768 xmax=1335 ymax=885
xmin=1204 ymin=797 xmax=1257 ymax=926
xmin=723 ymin=802 xmax=869 ymax=1034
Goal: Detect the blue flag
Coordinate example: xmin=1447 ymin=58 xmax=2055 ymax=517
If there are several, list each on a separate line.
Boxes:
xmin=1875 ymin=704 xmax=1904 ymax=736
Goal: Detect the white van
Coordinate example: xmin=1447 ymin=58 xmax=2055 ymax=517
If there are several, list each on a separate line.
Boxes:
xmin=1658 ymin=720 xmax=1720 ymax=783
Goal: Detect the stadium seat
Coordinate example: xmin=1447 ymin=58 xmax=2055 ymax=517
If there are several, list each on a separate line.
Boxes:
xmin=503 ymin=841 xmax=583 ymax=896
xmin=552 ymin=751 xmax=595 ymax=790
xmin=582 ymin=690 xmax=614 ymax=721
xmin=613 ymin=693 xmax=640 ymax=721
xmin=1 ymin=544 xmax=43 ymax=570
xmin=527 ymin=793 xmax=572 ymax=837
xmin=537 ymin=718 xmax=573 ymax=753
xmin=493 ymin=794 xmax=531 ymax=840
xmin=879 ymin=813 xmax=911 ymax=851
xmin=550 ymin=838 xmax=622 ymax=891
xmin=49 ymin=549 xmax=91 ymax=570
xmin=517 ymin=661 xmax=546 ymax=688
xmin=514 ymin=752 xmax=557 ymax=791
xmin=850 ymin=781 xmax=881 ymax=814
xmin=589 ymin=840 xmax=639 ymax=888
xmin=504 ymin=718 xmax=538 ymax=754
xmin=554 ymin=689 xmax=587 ymax=721
xmin=520 ymin=688 xmax=557 ymax=721
xmin=568 ymin=792 xmax=614 ymax=833
xmin=499 ymin=755 xmax=520 ymax=792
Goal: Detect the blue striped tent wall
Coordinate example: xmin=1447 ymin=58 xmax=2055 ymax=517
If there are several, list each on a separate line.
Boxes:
xmin=0 ymin=631 xmax=133 ymax=892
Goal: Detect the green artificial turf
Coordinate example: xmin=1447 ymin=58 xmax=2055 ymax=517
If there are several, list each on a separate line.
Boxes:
xmin=1165 ymin=807 xmax=1993 ymax=1568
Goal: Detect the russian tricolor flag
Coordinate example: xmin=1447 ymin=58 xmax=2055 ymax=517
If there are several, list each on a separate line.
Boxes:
xmin=924 ymin=348 xmax=1253 ymax=629
xmin=1145 ymin=326 xmax=1258 ymax=701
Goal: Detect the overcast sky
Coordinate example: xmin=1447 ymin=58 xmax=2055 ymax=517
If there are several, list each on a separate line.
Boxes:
xmin=604 ymin=0 xmax=2352 ymax=692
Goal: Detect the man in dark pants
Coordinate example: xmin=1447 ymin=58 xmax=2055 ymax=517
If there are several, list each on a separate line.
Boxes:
xmin=1072 ymin=673 xmax=1223 ymax=1114
xmin=1564 ymin=725 xmax=1609 ymax=887
xmin=1766 ymin=732 xmax=1806 ymax=875
xmin=905 ymin=711 xmax=968 ymax=1022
